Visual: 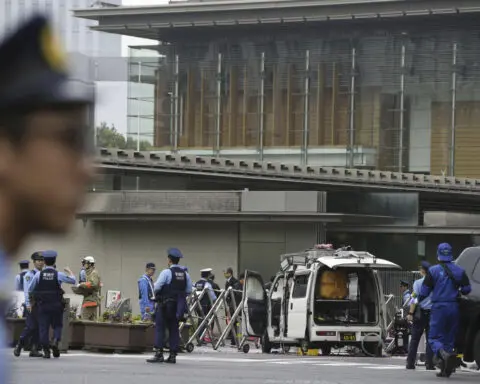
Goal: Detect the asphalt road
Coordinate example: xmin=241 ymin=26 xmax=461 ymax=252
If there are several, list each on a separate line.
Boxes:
xmin=6 ymin=349 xmax=479 ymax=384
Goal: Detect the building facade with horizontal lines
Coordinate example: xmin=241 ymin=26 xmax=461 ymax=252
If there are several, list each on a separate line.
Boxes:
xmin=75 ymin=0 xmax=480 ymax=178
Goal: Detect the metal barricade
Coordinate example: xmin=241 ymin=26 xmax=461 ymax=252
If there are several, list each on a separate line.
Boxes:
xmin=185 ymin=287 xmax=252 ymax=353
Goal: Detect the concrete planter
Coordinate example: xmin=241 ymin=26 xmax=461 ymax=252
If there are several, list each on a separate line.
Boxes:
xmin=83 ymin=322 xmax=149 ymax=353
xmin=69 ymin=320 xmax=86 ymax=350
xmin=5 ymin=318 xmax=26 ymax=347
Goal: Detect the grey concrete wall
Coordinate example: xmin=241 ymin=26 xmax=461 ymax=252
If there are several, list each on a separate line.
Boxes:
xmin=241 ymin=191 xmax=326 ymax=212
xmin=16 ymin=220 xmax=238 ymax=316
xmin=238 ymin=222 xmax=320 ymax=281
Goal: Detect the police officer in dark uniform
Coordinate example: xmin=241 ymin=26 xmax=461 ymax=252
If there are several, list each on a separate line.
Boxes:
xmin=14 ymin=252 xmax=45 ymax=357
xmin=29 ymin=250 xmax=76 ymax=358
xmin=147 ymin=248 xmax=192 ymax=364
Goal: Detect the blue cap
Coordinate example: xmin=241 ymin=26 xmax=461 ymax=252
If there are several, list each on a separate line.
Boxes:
xmin=31 ymin=252 xmax=44 ymax=261
xmin=420 ymin=260 xmax=431 ymax=270
xmin=146 ymin=262 xmax=156 ymax=269
xmin=167 ymin=247 xmax=183 ymax=259
xmin=0 ymin=15 xmax=94 ymax=113
xmin=41 ymin=250 xmax=58 ymax=260
xmin=19 ymin=260 xmax=29 ymax=267
xmin=437 ymin=243 xmax=453 ymax=262
xmin=400 ymin=280 xmax=409 ymax=287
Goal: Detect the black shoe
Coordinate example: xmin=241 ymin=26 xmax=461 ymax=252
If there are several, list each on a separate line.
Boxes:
xmin=146 ymin=350 xmax=164 ymax=363
xmin=426 ymin=364 xmax=436 ymax=371
xmin=29 ymin=345 xmax=43 ymax=358
xmin=42 ymin=348 xmax=51 ymax=359
xmin=13 ymin=343 xmax=22 ymax=357
xmin=51 ymin=341 xmax=60 ymax=358
xmin=406 ymin=364 xmax=415 ymax=370
xmin=165 ymin=353 xmax=176 ymax=364
xmin=443 ymin=353 xmax=457 ymax=378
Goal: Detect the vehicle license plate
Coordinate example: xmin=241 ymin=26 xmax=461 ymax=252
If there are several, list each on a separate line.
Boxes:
xmin=340 ymin=332 xmax=356 ymax=341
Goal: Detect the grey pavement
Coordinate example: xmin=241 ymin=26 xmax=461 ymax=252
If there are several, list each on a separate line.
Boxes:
xmin=6 ymin=349 xmax=479 ymax=384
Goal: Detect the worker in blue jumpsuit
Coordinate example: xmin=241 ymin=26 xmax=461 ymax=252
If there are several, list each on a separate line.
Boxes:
xmin=419 ymin=243 xmax=472 ymax=377
xmin=195 ymin=268 xmax=217 ymax=341
xmin=13 ymin=252 xmax=45 ymax=357
xmin=406 ymin=260 xmax=434 ymax=370
xmin=29 ymin=251 xmax=76 ymax=358
xmin=138 ymin=262 xmax=156 ymax=321
xmin=147 ymin=248 xmax=192 ymax=364
xmin=15 ymin=260 xmax=30 ymax=291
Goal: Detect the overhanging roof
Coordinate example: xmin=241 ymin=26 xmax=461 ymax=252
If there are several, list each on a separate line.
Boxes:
xmin=73 ymin=0 xmax=480 ymax=39
xmin=95 ymin=148 xmax=480 ymax=196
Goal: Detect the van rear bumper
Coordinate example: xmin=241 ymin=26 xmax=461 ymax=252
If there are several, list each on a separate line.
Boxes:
xmin=310 ymin=326 xmax=383 ymax=343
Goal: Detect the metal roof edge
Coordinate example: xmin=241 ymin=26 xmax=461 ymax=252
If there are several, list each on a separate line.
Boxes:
xmin=71 ymin=0 xmax=441 ymax=20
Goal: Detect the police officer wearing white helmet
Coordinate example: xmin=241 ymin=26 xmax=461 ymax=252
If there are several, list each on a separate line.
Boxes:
xmin=77 ymin=256 xmax=101 ymax=321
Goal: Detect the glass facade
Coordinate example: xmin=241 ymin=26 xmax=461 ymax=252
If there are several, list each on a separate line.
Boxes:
xmin=127 ymin=17 xmax=480 ymax=177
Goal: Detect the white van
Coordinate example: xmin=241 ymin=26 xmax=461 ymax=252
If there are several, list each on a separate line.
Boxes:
xmin=241 ymin=246 xmax=401 ymax=356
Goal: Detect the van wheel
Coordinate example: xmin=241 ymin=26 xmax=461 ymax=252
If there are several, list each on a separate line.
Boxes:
xmin=474 ymin=330 xmax=480 ymax=368
xmin=261 ymin=332 xmax=272 ymax=354
xmin=321 ymin=345 xmax=332 ymax=356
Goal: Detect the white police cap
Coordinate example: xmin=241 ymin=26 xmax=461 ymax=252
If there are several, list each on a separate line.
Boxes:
xmin=200 ymin=268 xmax=213 ymax=273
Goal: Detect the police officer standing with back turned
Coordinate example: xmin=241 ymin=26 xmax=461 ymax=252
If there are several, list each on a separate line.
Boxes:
xmin=0 ymin=14 xmax=95 ymax=383
xmin=14 ymin=252 xmax=45 ymax=357
xmin=15 ymin=260 xmax=30 ymax=292
xmin=406 ymin=260 xmax=435 ymax=370
xmin=195 ymin=268 xmax=217 ymax=340
xmin=147 ymin=248 xmax=192 ymax=364
xmin=418 ymin=243 xmax=472 ymax=377
xmin=29 ymin=250 xmax=76 ymax=358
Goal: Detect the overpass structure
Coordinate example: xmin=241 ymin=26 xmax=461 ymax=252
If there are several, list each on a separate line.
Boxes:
xmin=96 ymin=148 xmax=480 ymax=196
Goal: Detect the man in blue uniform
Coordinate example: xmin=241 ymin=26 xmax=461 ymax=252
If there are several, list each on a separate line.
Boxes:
xmin=138 ymin=262 xmax=156 ymax=321
xmin=15 ymin=260 xmax=30 ymax=291
xmin=14 ymin=252 xmax=45 ymax=357
xmin=406 ymin=260 xmax=434 ymax=370
xmin=419 ymin=243 xmax=472 ymax=377
xmin=195 ymin=268 xmax=217 ymax=341
xmin=79 ymin=258 xmax=87 ymax=283
xmin=0 ymin=14 xmax=95 ymax=383
xmin=147 ymin=248 xmax=192 ymax=364
xmin=29 ymin=250 xmax=76 ymax=358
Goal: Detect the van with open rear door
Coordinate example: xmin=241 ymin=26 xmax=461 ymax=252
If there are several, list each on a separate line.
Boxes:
xmin=241 ymin=245 xmax=401 ymax=356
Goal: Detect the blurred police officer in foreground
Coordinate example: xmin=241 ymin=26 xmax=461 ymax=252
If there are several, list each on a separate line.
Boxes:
xmin=419 ymin=243 xmax=472 ymax=377
xmin=0 ymin=14 xmax=95 ymax=383
xmin=14 ymin=252 xmax=45 ymax=357
xmin=15 ymin=260 xmax=30 ymax=292
xmin=406 ymin=260 xmax=434 ymax=370
xmin=147 ymin=248 xmax=192 ymax=364
xmin=138 ymin=262 xmax=156 ymax=321
xmin=29 ymin=250 xmax=76 ymax=358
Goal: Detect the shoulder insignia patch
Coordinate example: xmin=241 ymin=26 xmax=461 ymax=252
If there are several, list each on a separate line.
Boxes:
xmin=25 ymin=276 xmax=31 ymax=282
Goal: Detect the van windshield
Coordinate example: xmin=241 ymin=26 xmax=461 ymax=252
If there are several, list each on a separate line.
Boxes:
xmin=314 ymin=268 xmax=377 ymax=325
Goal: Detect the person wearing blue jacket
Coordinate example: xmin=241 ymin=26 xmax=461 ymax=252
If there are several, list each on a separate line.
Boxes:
xmin=419 ymin=243 xmax=472 ymax=377
xmin=138 ymin=263 xmax=156 ymax=321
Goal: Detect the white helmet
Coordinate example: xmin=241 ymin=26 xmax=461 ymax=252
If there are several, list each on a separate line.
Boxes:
xmin=83 ymin=256 xmax=95 ymax=264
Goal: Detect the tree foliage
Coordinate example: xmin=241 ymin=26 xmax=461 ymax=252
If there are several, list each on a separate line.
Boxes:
xmin=96 ymin=122 xmax=151 ymax=151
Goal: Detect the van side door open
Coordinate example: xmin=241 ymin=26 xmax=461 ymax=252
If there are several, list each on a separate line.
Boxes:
xmin=287 ymin=270 xmax=313 ymax=339
xmin=242 ymin=270 xmax=268 ymax=337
